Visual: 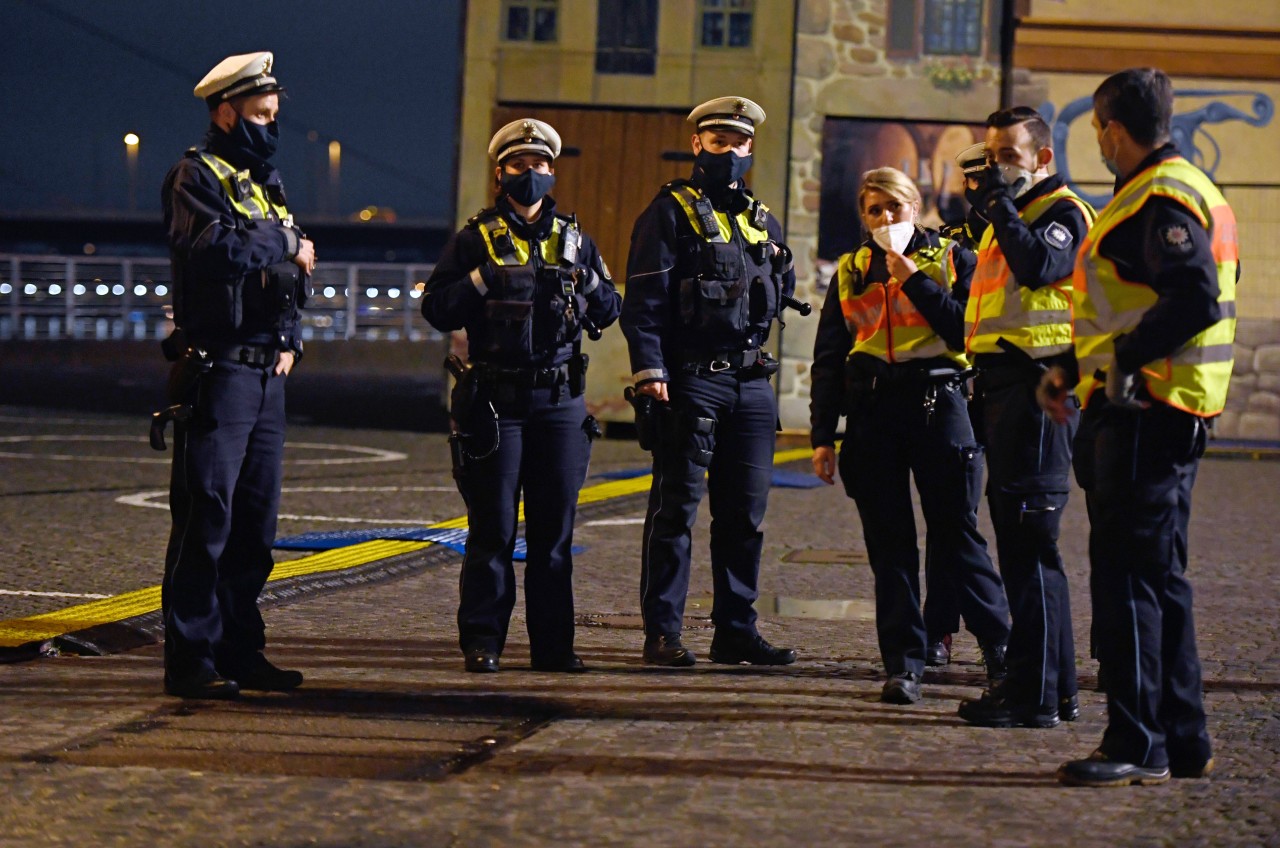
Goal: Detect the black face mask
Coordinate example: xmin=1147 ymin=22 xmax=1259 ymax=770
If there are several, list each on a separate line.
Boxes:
xmin=695 ymin=149 xmax=752 ymax=190
xmin=231 ymin=117 xmax=279 ymax=160
xmin=501 ymin=168 xmax=555 ymax=206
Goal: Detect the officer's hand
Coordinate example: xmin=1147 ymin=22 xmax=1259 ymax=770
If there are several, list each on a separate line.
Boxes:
xmin=885 ymin=250 xmax=918 ymax=281
xmin=1104 ymin=356 xmax=1149 ymax=411
xmin=1036 ymin=365 xmax=1072 ymax=424
xmin=812 ymin=446 xmax=837 ymax=485
xmin=293 ymin=239 xmax=316 ymax=274
xmin=274 ymin=350 xmax=295 ymax=376
xmin=637 ymin=381 xmax=668 ymax=403
xmin=979 ymin=163 xmax=1012 ymax=211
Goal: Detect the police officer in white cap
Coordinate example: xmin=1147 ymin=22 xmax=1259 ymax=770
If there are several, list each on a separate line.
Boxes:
xmin=422 ymin=118 xmax=621 ymax=674
xmin=620 ymin=97 xmax=800 ymax=667
xmin=159 ymin=51 xmax=313 ymax=699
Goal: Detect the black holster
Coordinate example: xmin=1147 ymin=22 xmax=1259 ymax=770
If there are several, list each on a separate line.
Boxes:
xmin=151 ymin=345 xmax=211 ymax=450
xmin=625 ymin=386 xmax=659 ymax=451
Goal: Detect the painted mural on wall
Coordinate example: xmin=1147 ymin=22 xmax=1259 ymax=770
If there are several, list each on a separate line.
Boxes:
xmin=1042 ymin=87 xmax=1275 ymax=208
xmin=817 ymin=117 xmax=985 ymax=261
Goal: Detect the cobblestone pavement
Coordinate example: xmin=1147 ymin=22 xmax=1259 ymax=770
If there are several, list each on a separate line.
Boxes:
xmin=0 ymin=405 xmax=1277 ymax=847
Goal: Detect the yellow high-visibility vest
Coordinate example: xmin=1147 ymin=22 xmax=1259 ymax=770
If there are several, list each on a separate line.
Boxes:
xmin=475 ymin=212 xmax=572 ymax=267
xmin=668 ymin=183 xmax=770 ymax=245
xmin=1073 ymin=156 xmax=1237 ymax=414
xmin=198 ymin=153 xmax=289 ymax=222
xmin=965 ymin=185 xmax=1096 ymax=357
xmin=836 ymin=236 xmax=967 ymax=366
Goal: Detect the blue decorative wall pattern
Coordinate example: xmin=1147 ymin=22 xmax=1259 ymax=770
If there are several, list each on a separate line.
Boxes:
xmin=1041 ymin=90 xmax=1275 ymax=209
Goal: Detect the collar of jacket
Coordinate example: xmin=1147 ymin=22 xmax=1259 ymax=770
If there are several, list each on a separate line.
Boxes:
xmin=496 ymin=195 xmax=558 ymax=241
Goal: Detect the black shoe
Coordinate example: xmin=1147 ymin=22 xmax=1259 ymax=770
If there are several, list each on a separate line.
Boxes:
xmin=1169 ymin=756 xmax=1214 ymax=779
xmin=530 ymin=653 xmax=587 ymax=673
xmin=165 ymin=668 xmax=240 ymax=700
xmin=464 ymin=648 xmax=500 ymax=673
xmin=221 ymin=654 xmax=304 ymax=692
xmin=709 ymin=631 xmax=797 ymax=666
xmin=1057 ymin=755 xmax=1170 ymax=787
xmin=880 ymin=672 xmax=922 ymax=704
xmin=958 ymin=689 xmax=1060 ymax=728
xmin=926 ymin=634 xmax=952 ymax=667
xmin=1060 ymin=694 xmax=1080 ymax=722
xmin=643 ymin=634 xmax=696 ymax=667
xmin=980 ymin=642 xmax=1008 ymax=681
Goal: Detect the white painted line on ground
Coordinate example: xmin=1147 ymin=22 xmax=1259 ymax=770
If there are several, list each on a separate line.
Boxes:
xmin=0 ymin=589 xmax=112 ymax=599
xmin=0 ymin=415 xmax=121 ymax=425
xmin=0 ymin=435 xmax=408 ymax=465
xmin=583 ymin=517 xmax=646 ymax=526
xmin=281 ymin=486 xmax=456 ymax=493
xmin=116 ymin=489 xmax=440 ymax=524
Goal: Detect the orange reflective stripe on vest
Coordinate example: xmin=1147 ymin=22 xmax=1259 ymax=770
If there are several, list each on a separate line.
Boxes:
xmin=965 ymin=185 xmax=1095 ymax=358
xmin=836 ymin=238 xmax=967 ymax=366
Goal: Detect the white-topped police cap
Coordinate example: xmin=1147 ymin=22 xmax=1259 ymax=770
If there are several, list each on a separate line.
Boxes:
xmin=687 ymin=96 xmax=766 ymax=137
xmin=487 ymin=119 xmax=562 ymax=163
xmin=194 ymin=51 xmax=285 ymax=107
xmin=955 ymin=142 xmax=989 ymax=175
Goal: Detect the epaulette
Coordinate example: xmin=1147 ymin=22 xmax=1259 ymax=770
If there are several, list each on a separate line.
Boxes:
xmin=466 ymin=207 xmax=498 ymax=229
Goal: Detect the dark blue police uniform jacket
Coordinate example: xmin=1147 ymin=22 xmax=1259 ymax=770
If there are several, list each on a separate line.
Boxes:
xmin=422 ymin=196 xmax=621 ymax=662
xmin=620 ymin=175 xmax=795 ymax=641
xmin=160 ymin=125 xmax=304 ymax=683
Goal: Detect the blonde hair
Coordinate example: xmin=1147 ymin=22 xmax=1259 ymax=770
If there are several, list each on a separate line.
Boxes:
xmin=858 ymin=167 xmax=922 ymax=214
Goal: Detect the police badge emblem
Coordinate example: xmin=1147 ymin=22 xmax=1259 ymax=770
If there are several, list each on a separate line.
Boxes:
xmin=1159 ymin=223 xmax=1194 ymax=253
xmin=1043 ymin=221 xmax=1073 ymax=250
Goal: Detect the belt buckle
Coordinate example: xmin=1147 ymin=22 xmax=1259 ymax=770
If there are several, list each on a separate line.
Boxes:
xmin=709 ymin=358 xmax=731 ymax=373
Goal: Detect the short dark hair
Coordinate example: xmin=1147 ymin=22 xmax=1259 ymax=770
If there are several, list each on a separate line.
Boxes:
xmin=986 ymin=106 xmax=1052 ymax=153
xmin=1093 ymin=67 xmax=1173 ymax=147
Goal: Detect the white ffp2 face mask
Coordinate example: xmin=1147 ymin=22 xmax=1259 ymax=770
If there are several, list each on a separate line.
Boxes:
xmin=872 ymin=221 xmax=915 ymax=255
xmin=997 ymin=163 xmax=1036 ymax=199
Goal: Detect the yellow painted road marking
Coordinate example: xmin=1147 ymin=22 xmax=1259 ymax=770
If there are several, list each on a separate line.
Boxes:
xmin=0 ymin=447 xmax=815 ymax=648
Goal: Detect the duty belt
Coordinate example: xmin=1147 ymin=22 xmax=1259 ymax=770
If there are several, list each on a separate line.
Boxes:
xmin=681 ymin=348 xmax=761 ymax=373
xmin=847 ymin=364 xmax=972 ymax=393
xmin=206 ymin=343 xmax=277 ymax=368
xmin=473 ymin=362 xmax=569 ymax=388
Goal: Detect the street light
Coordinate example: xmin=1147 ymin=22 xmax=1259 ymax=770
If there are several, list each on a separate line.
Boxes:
xmin=328 ymin=139 xmax=341 ymax=217
xmin=123 ymin=132 xmax=140 ymax=212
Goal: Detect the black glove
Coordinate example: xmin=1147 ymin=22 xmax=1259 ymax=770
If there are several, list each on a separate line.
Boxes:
xmin=977 ymin=163 xmax=1013 ymax=212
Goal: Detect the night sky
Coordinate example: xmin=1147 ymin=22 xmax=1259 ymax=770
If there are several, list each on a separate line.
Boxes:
xmin=1 ymin=0 xmax=462 ymax=223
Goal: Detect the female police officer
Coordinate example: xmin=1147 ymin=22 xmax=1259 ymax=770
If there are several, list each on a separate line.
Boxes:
xmin=809 ymin=167 xmax=1010 ymax=704
xmin=422 ymin=119 xmax=621 ymax=674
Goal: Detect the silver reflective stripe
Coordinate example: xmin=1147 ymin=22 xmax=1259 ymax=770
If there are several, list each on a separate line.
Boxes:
xmin=1172 ymin=343 xmax=1234 ymax=365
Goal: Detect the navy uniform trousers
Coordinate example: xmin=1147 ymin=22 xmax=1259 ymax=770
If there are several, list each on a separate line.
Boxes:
xmin=839 ymin=377 xmax=1010 ymax=677
xmin=640 ymin=370 xmax=776 ymax=640
xmin=981 ymin=373 xmax=1080 ymax=710
xmin=1074 ymin=399 xmax=1212 ymax=771
xmin=455 ymin=384 xmax=591 ymax=665
xmin=163 ymin=361 xmax=286 ymax=680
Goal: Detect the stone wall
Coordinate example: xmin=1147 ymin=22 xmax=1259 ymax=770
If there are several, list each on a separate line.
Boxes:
xmin=1221 ymin=318 xmax=1280 ymax=440
xmin=781 ymin=0 xmax=1002 ymax=429
xmin=778 ymin=0 xmax=1280 ymax=444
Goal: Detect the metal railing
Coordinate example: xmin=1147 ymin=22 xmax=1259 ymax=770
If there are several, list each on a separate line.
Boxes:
xmin=0 ymin=253 xmax=442 ymax=342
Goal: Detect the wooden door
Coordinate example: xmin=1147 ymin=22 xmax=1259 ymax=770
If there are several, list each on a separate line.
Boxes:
xmin=490 ymin=106 xmax=691 ymax=279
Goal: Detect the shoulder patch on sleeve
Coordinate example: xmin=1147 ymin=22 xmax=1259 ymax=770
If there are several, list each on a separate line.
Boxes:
xmin=1158 ymin=223 xmax=1195 ymax=254
xmin=1042 ymin=221 xmax=1073 ymax=250
xmin=598 ymin=257 xmax=612 ymax=281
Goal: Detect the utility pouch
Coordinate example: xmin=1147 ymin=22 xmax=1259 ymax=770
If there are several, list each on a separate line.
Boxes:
xmin=699 ymin=240 xmax=743 ymax=281
xmin=743 ymin=352 xmax=781 ymax=380
xmin=568 ymin=352 xmax=589 ymax=397
xmin=266 ymin=261 xmax=302 ymax=312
